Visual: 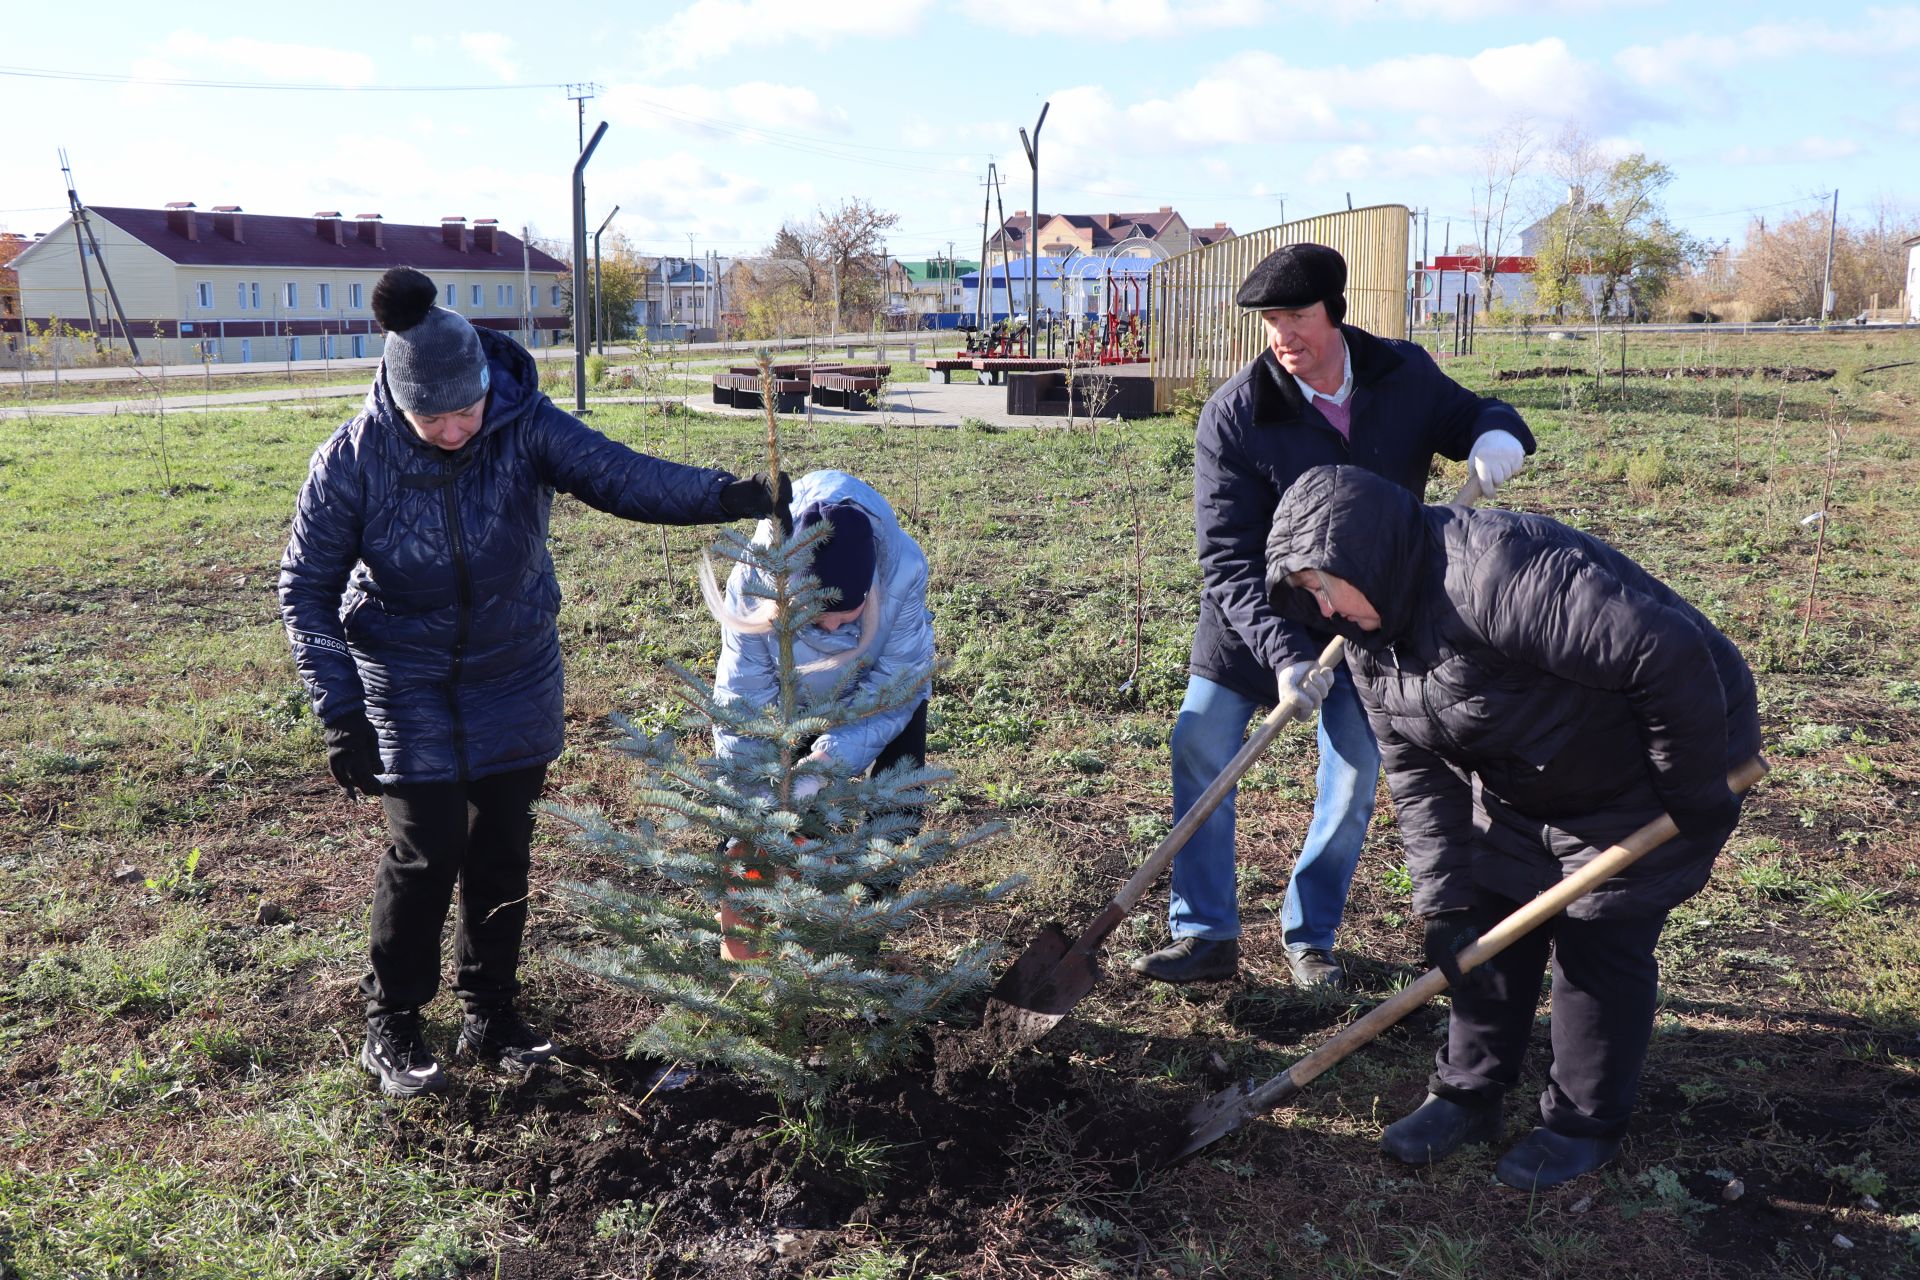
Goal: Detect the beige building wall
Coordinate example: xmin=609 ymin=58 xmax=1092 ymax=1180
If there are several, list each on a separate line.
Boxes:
xmin=13 ymin=216 xmax=567 ymax=365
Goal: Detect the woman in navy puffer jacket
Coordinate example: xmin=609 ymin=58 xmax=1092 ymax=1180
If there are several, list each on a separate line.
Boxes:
xmin=279 ymin=267 xmax=782 ymax=1097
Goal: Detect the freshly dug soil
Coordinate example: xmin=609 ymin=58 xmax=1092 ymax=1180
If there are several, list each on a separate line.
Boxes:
xmin=446 ymin=1029 xmax=1182 ymax=1278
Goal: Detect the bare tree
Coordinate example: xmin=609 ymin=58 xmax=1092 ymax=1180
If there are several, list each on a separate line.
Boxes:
xmin=1469 ymin=117 xmax=1538 ymax=314
xmin=1529 ymin=126 xmax=1609 ymax=318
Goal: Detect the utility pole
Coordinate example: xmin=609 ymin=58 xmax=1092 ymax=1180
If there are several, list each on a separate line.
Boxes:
xmin=593 ymin=204 xmax=619 ymax=355
xmin=977 ymin=165 xmax=994 ymax=328
xmin=1019 ymin=101 xmax=1050 ymax=357
xmin=572 ymin=121 xmax=608 ymax=413
xmin=521 ymin=225 xmax=532 ymax=345
xmin=1820 ymin=188 xmax=1839 ymax=325
xmin=59 ymin=150 xmax=138 ymax=362
xmin=564 ymin=83 xmax=598 ymax=153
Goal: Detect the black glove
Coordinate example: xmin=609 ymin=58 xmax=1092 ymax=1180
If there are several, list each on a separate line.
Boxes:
xmin=1423 ymin=910 xmax=1486 ymax=994
xmin=1667 ymin=785 xmax=1742 ymax=840
xmin=323 ymin=712 xmax=384 ymax=798
xmin=718 ymin=471 xmax=793 ymax=522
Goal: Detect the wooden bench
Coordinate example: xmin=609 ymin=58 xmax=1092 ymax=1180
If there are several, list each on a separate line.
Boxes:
xmin=711 ymin=372 xmax=808 ymax=412
xmin=923 ymin=358 xmax=974 ymax=383
xmin=811 ymin=372 xmax=883 ymax=410
xmin=971 ymin=357 xmax=1067 ymax=385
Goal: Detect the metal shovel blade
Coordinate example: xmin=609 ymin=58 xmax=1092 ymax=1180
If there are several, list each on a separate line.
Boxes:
xmin=1171 ymin=1076 xmax=1302 ymax=1164
xmin=975 ymin=923 xmax=1093 ymax=1053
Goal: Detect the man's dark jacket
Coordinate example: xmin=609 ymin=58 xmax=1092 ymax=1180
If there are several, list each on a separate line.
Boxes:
xmin=1190 ymin=325 xmax=1532 ymax=704
xmin=1265 ymin=465 xmax=1761 ymax=920
xmin=279 ymin=328 xmax=733 ymax=784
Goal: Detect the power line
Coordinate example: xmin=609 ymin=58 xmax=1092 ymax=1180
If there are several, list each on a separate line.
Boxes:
xmin=0 ymin=63 xmax=564 ymax=92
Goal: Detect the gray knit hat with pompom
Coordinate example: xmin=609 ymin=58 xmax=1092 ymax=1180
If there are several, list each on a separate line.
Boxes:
xmin=373 ymin=267 xmax=490 ymax=414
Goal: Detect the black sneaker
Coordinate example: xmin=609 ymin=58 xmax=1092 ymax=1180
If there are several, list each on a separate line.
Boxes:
xmin=1285 ymin=946 xmax=1348 ymax=991
xmin=361 ymin=1011 xmax=449 ymax=1097
xmin=458 ymin=1007 xmax=558 ymax=1071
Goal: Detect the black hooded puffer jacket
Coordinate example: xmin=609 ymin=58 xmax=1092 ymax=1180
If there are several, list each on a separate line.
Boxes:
xmin=1265 ymin=466 xmax=1761 ymax=920
xmin=279 ymin=327 xmax=735 ymax=784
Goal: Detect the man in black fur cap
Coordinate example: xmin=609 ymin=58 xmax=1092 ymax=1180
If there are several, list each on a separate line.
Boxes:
xmin=280 ymin=266 xmax=789 ymax=1097
xmin=1134 ymin=242 xmax=1538 ymax=991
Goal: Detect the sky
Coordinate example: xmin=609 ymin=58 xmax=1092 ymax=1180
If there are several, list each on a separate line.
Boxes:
xmin=3 ymin=0 xmax=1916 ymax=265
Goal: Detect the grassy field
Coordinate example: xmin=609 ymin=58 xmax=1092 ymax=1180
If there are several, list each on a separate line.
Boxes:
xmin=1 ymin=327 xmax=1916 ymax=1277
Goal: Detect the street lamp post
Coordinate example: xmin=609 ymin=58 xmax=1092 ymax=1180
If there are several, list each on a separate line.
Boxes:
xmin=593 ymin=204 xmax=619 ymax=356
xmin=1019 ymin=101 xmax=1050 ymax=358
xmin=571 ymin=121 xmax=608 ymax=414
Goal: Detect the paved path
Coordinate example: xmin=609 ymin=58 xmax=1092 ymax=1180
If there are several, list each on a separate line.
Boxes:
xmin=681 ymin=378 xmax=1047 ymax=430
xmin=1 ymin=376 xmax=1048 ymax=428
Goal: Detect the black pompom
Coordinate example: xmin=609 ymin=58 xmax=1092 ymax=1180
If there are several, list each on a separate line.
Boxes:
xmin=372 ymin=267 xmax=438 ymax=333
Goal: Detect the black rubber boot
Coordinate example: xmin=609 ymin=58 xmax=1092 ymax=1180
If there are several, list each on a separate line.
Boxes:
xmin=1495 ymin=1126 xmax=1621 ymax=1191
xmin=1130 ymin=936 xmax=1239 ymax=985
xmin=1379 ymin=1092 xmax=1503 ymax=1164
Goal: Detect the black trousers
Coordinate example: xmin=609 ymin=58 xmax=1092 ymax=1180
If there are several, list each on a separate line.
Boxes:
xmin=867 ymin=700 xmax=928 ymax=779
xmin=361 ymin=764 xmax=548 ymax=1018
xmin=1429 ymin=893 xmax=1669 ymax=1141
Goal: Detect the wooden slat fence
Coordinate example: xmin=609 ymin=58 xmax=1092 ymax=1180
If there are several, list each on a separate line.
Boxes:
xmin=1149 ymin=205 xmax=1411 ymax=397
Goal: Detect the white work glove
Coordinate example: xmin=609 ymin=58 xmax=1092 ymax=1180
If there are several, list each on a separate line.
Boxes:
xmin=791 ymin=774 xmax=825 ymax=803
xmin=1278 ymin=661 xmax=1335 ymax=716
xmin=1467 ymin=428 xmax=1526 ymax=496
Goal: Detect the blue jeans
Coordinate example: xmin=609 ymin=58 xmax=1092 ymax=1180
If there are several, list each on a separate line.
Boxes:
xmin=1166 ymin=670 xmax=1380 ymax=950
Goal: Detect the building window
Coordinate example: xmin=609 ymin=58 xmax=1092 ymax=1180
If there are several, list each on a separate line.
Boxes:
xmin=240 ymin=338 xmax=252 ymax=362
xmin=196 ymin=282 xmax=213 ymax=309
xmin=471 ymin=284 xmax=483 ymax=307
xmin=350 ymin=282 xmax=364 ymax=308
xmin=550 ymin=284 xmax=562 ymax=307
xmin=284 ymin=283 xmax=299 ymax=310
xmin=446 ymin=284 xmax=457 ymax=307
xmin=318 ymin=283 xmax=332 ymax=310
xmin=250 ymin=282 xmax=261 ymax=310
xmin=499 ymin=284 xmax=514 ymax=306
xmin=288 ymin=336 xmax=301 ymax=361
xmin=352 ymin=334 xmax=366 ymax=358
xmin=324 ymin=335 xmax=334 ymax=359
xmin=237 ymin=282 xmax=248 ymax=309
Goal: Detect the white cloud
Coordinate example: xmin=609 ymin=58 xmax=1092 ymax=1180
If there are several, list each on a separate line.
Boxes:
xmin=637 ymin=0 xmax=937 ymax=72
xmin=960 ymin=0 xmax=1267 ymax=38
xmin=1046 ymin=39 xmax=1633 ymax=161
xmin=1617 ymin=7 xmax=1920 ymax=89
xmin=604 ymin=81 xmax=849 ymax=139
xmin=1721 ymin=136 xmax=1864 ymax=167
xmin=1306 ymin=142 xmax=1481 ymax=186
xmin=458 ymin=33 xmax=519 ymax=83
xmin=159 ymin=31 xmax=376 ymax=86
xmin=1385 ymin=0 xmax=1653 ymax=17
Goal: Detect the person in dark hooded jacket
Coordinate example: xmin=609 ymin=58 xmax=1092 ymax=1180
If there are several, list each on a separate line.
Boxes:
xmin=1133 ymin=242 xmax=1536 ymax=991
xmin=1264 ymin=464 xmax=1760 ymax=1190
xmin=279 ymin=266 xmax=787 ymax=1097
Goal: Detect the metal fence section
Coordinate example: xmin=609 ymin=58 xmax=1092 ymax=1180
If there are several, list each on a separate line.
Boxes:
xmin=1148 ymin=205 xmax=1411 ymax=392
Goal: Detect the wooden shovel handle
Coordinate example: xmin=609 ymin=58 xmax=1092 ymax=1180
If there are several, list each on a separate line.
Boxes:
xmin=1112 ymin=470 xmax=1480 ymax=923
xmin=1241 ymin=756 xmax=1769 ymax=1113
xmin=1109 ymin=633 xmax=1347 ymax=918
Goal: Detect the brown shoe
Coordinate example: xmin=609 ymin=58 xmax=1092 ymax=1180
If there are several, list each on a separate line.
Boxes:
xmin=1286 ymin=946 xmax=1347 ymax=990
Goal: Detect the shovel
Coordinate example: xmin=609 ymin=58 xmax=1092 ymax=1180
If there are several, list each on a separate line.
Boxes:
xmin=974 ymin=474 xmax=1486 ymax=1057
xmin=975 ymin=633 xmax=1349 ymax=1055
xmin=1171 ymin=754 xmax=1769 ymax=1162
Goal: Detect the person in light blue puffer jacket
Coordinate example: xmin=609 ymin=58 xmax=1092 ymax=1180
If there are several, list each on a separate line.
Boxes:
xmin=712 ymin=470 xmax=934 ymax=782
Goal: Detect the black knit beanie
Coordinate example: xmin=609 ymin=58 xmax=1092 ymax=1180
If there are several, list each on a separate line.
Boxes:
xmin=372 ymin=267 xmax=490 ymax=414
xmin=795 ymin=502 xmax=876 ymax=612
